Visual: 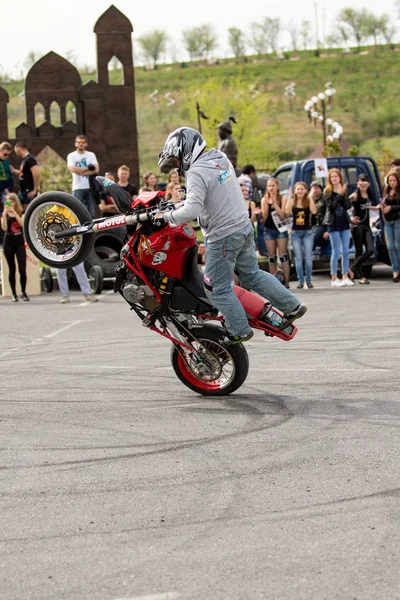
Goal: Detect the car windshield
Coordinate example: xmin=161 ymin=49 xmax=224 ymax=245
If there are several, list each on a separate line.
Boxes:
xmin=275 ymin=168 xmax=292 ymax=196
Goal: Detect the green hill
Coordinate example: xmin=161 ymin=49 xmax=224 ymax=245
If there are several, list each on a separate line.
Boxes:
xmin=3 ymin=47 xmax=400 ymax=177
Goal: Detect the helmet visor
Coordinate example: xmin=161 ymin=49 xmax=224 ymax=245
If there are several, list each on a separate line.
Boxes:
xmin=158 ymin=154 xmax=179 ymax=174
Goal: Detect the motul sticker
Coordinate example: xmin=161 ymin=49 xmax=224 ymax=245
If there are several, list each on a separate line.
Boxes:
xmin=97 ymin=216 xmax=127 ymax=230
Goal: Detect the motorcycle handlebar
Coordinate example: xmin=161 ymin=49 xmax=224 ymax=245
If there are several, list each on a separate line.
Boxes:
xmin=54 ymin=201 xmax=185 ymax=239
xmin=125 ymin=200 xmax=185 ymax=226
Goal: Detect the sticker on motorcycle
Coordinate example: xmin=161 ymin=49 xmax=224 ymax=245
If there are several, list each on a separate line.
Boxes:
xmin=152 ymin=252 xmax=167 ymax=265
xmin=182 ymin=225 xmax=195 ymax=237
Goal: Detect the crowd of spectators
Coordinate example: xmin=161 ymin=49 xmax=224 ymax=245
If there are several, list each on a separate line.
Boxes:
xmin=1 ymin=134 xmax=400 ymax=302
xmin=241 ymin=162 xmax=400 ymax=288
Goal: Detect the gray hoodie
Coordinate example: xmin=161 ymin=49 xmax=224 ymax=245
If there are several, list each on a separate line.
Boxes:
xmin=163 ymin=148 xmax=249 ymax=243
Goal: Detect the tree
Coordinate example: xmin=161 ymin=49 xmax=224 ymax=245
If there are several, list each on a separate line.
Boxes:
xmin=363 ymin=12 xmax=383 ymax=50
xmin=337 ymin=8 xmax=369 ymax=49
xmin=109 ymin=56 xmax=121 ymax=71
xmin=138 ymin=30 xmax=168 ymax=69
xmin=182 ymin=29 xmax=202 ymax=61
xmin=198 ymin=24 xmax=218 ymax=59
xmin=65 ymin=49 xmax=78 ymax=66
xmin=182 ymin=24 xmax=218 ymax=62
xmin=337 ymin=23 xmax=351 ymax=46
xmin=228 ymin=27 xmax=246 ymax=62
xmin=325 ymin=33 xmax=341 ymax=48
xmin=265 ymin=18 xmax=281 ymax=54
xmin=299 ymin=20 xmax=312 ymax=50
xmin=24 ymin=50 xmax=40 ymax=73
xmin=250 ymin=18 xmax=281 ymax=56
xmin=287 ymin=21 xmax=299 ymax=52
xmin=379 ymin=14 xmax=397 ymax=44
xmin=249 ymin=22 xmax=269 ymax=56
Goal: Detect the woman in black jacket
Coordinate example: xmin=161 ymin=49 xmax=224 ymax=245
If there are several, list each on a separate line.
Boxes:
xmin=381 ymin=170 xmax=400 ymax=282
xmin=348 ymin=174 xmax=380 ymax=284
xmin=323 ymin=169 xmax=355 ymax=288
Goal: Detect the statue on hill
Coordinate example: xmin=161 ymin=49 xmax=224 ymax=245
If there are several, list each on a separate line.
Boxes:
xmin=217 ymin=116 xmax=238 ymax=169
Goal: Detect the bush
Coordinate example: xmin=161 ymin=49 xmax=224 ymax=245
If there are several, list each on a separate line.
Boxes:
xmin=348 ymin=145 xmax=361 ymax=156
xmin=359 ymin=102 xmax=400 ymax=137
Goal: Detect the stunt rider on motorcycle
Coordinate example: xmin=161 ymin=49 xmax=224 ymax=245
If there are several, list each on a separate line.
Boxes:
xmin=156 ymin=127 xmax=307 ymax=344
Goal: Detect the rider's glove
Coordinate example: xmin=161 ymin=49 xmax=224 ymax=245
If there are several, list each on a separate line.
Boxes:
xmin=152 ymin=213 xmax=165 ymax=227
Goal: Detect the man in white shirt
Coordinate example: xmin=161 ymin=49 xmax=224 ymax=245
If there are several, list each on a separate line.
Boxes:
xmin=67 ymin=135 xmax=99 ymax=218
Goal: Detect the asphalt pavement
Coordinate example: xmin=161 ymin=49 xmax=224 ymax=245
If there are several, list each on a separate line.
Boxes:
xmin=1 ymin=266 xmax=399 ymax=600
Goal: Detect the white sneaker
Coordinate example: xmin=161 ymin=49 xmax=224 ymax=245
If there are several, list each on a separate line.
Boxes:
xmin=60 ymin=296 xmax=70 ymax=304
xmin=84 ymin=295 xmax=98 ymax=302
xmin=331 ymin=279 xmax=345 ymax=287
xmin=342 ymin=277 xmax=355 ymax=286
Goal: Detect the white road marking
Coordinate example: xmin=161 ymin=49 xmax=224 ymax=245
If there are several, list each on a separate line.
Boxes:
xmin=257 ymin=368 xmax=392 ymax=372
xmin=141 ymin=402 xmax=208 ymax=410
xmin=111 ymin=594 xmax=180 ymax=600
xmin=44 ymin=321 xmax=88 ymax=339
xmin=72 ymin=365 xmax=133 ymax=369
xmin=70 ymin=365 xmax=392 ymax=373
xmin=0 ymin=320 xmax=91 ymax=358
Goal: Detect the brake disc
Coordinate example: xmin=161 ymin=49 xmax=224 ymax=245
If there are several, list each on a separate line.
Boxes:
xmin=36 ymin=209 xmax=77 ymax=253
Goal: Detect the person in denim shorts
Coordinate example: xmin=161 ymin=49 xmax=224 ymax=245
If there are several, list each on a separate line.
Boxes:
xmin=261 ymin=178 xmax=290 ymax=288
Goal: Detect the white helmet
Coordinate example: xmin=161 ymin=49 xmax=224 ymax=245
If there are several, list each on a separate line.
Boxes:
xmin=158 ymin=127 xmax=206 ymax=176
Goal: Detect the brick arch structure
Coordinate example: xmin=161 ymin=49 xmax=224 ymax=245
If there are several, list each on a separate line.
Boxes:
xmin=0 ymin=4 xmax=139 ymax=187
xmin=25 ymin=51 xmax=83 ymax=131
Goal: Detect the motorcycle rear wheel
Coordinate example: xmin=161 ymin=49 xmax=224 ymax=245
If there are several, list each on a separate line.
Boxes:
xmin=23 ymin=192 xmax=94 ymax=268
xmin=171 ymin=324 xmax=249 ymax=396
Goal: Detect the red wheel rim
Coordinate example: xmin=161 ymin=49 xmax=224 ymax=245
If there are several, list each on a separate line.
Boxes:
xmin=176 ymin=340 xmax=235 ymax=391
xmin=177 ymin=353 xmax=223 ymax=391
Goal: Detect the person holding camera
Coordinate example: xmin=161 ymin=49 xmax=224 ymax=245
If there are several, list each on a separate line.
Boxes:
xmin=67 ymin=135 xmax=99 ymax=218
xmin=1 ymin=192 xmax=29 ymax=302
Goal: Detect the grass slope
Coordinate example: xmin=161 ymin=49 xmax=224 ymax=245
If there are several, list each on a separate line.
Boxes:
xmin=3 ymin=48 xmax=400 ymax=176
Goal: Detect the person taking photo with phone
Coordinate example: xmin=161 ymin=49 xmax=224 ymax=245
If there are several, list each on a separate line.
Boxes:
xmin=1 ymin=193 xmax=29 ymax=302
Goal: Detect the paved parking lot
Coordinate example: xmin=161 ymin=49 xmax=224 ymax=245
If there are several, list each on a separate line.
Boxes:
xmin=1 ymin=267 xmax=399 ymax=600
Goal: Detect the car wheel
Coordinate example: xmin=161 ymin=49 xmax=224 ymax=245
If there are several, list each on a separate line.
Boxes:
xmin=41 ymin=267 xmax=53 ymax=293
xmin=88 ymin=265 xmax=103 ymax=295
xmin=85 ymin=230 xmax=125 ymax=279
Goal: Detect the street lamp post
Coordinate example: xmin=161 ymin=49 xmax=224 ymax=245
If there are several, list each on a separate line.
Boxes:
xmin=318 ymin=92 xmax=326 ymax=145
xmin=303 ymin=84 xmax=342 ymax=149
xmin=284 ymin=82 xmax=296 ymax=112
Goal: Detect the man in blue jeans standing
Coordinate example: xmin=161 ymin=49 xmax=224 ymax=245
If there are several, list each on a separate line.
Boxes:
xmin=157 ymin=127 xmax=307 ymax=344
xmin=67 ymin=135 xmax=99 ymax=218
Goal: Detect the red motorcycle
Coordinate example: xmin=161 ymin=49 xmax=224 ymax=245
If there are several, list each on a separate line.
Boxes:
xmin=24 ymin=179 xmax=298 ymax=396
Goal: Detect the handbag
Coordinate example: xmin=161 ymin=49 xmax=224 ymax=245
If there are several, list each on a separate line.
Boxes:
xmin=322 ymin=208 xmax=332 ymax=227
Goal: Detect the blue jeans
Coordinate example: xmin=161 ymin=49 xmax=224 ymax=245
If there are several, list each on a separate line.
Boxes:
xmin=292 ymin=229 xmax=314 ymax=284
xmin=73 ymin=189 xmax=96 ymax=218
xmin=329 ymin=229 xmax=351 ymax=275
xmin=384 ymin=220 xmax=400 ymax=273
xmin=312 ymin=225 xmax=327 ymax=250
xmin=204 ymin=221 xmax=300 ymax=336
xmin=56 ymin=263 xmax=91 ymax=297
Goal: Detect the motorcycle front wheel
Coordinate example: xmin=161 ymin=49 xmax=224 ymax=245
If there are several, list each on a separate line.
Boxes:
xmin=171 ymin=324 xmax=249 ymax=396
xmin=23 ymin=192 xmax=94 ymax=268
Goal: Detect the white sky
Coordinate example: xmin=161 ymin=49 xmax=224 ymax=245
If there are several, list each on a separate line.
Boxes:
xmin=1 ymin=0 xmax=397 ymax=77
